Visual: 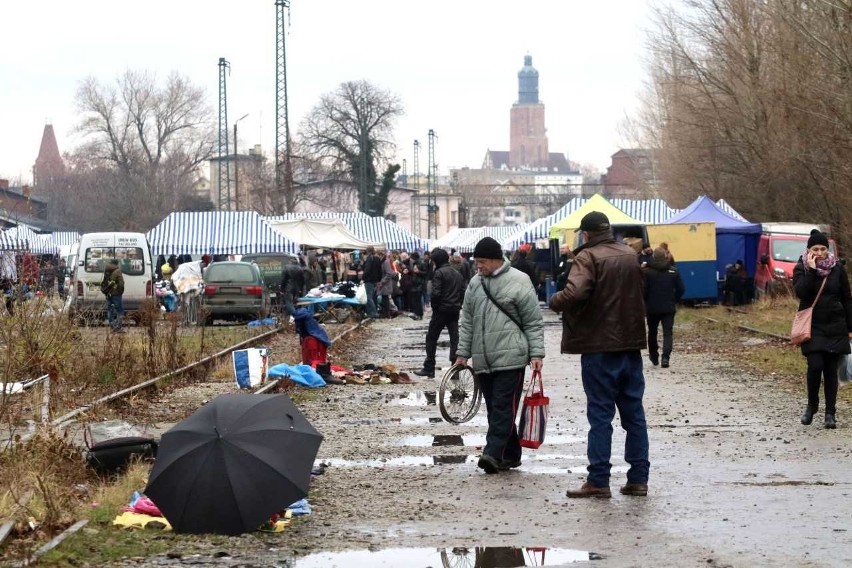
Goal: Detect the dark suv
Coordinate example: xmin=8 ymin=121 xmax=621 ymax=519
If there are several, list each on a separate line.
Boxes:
xmin=201 ymin=261 xmax=270 ymax=324
xmin=240 ymin=254 xmax=301 ymax=300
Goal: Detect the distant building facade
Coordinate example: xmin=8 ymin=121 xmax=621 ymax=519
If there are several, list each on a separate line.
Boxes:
xmin=450 ymin=55 xmax=581 ymax=229
xmin=33 ymin=124 xmax=65 ymax=191
xmin=601 ymin=149 xmax=660 ymax=198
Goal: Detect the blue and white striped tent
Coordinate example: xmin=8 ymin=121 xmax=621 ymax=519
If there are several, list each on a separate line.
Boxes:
xmin=3 ymin=226 xmax=57 ymax=254
xmin=502 ymin=197 xmax=586 ymax=249
xmin=610 ymin=199 xmax=680 ymax=224
xmin=0 ymin=231 xmax=25 ymax=251
xmin=48 ymin=231 xmax=81 ymax=249
xmin=147 ymin=212 xmax=297 ymax=255
xmin=431 ymin=227 xmax=484 ymax=251
xmin=266 ymin=212 xmax=428 ymax=251
xmin=715 ymin=199 xmax=747 ymax=222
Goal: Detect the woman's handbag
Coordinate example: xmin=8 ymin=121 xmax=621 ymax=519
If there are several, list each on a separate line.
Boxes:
xmin=518 ymin=370 xmax=548 ymax=449
xmin=791 ymin=276 xmax=827 ymax=345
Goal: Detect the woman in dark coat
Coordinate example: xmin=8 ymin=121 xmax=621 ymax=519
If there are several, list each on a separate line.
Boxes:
xmin=644 ymin=247 xmax=685 ymax=368
xmin=792 ymin=230 xmax=852 ymax=429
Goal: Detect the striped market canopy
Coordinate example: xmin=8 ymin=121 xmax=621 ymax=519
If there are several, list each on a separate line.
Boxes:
xmin=446 ymin=225 xmax=530 ymax=253
xmin=715 ymin=199 xmax=748 ymax=222
xmin=266 ymin=212 xmax=429 ymax=252
xmin=430 ymin=227 xmax=483 ymax=251
xmin=0 ymin=231 xmax=25 ymax=252
xmin=147 ymin=211 xmax=298 ymax=256
xmin=48 ymin=231 xmax=81 ymax=248
xmin=3 ymin=226 xmax=57 ymax=254
xmin=610 ymin=198 xmax=680 ymax=224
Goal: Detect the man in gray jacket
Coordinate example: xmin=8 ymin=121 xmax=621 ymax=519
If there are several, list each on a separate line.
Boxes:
xmin=549 ymin=211 xmax=649 ymax=499
xmin=455 ymin=237 xmax=545 ymax=474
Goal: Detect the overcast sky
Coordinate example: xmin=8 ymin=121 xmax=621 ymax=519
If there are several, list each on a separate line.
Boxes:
xmin=0 ymin=0 xmax=657 ymax=183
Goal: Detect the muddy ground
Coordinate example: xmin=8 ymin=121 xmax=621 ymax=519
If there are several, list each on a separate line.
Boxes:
xmin=84 ymin=308 xmax=852 ymax=568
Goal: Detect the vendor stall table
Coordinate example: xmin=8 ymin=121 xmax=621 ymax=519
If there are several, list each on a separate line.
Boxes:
xmin=296 ymin=295 xmax=364 ymax=324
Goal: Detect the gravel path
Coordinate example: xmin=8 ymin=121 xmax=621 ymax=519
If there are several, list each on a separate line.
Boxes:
xmin=106 ymin=309 xmax=852 ymax=568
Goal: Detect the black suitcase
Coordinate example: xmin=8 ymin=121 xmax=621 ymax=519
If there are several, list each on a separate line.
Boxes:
xmin=85 ymin=436 xmax=158 ymax=474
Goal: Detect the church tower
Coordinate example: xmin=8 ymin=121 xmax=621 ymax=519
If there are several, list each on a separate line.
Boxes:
xmin=33 ymin=123 xmax=65 ymax=189
xmin=509 ymin=55 xmax=549 ymax=169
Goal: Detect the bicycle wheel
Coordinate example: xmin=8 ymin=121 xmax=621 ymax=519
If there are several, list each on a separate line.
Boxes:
xmin=438 ymin=364 xmax=481 ymax=424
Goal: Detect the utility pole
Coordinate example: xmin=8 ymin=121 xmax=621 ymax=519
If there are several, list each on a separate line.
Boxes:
xmin=413 ymin=139 xmax=421 ymax=236
xmin=217 ymin=58 xmax=231 ymax=211
xmin=275 ymin=0 xmax=293 ymax=213
xmin=233 ymin=113 xmax=249 ymax=210
xmin=427 ymin=129 xmax=438 ymax=240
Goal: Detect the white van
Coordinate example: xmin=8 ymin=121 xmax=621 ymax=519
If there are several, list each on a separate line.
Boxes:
xmin=67 ymin=232 xmax=154 ymax=324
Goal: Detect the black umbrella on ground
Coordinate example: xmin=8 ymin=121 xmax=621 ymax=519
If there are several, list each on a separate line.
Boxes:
xmin=144 ymin=393 xmax=323 ymax=535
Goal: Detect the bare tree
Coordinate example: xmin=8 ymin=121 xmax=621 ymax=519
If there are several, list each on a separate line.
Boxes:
xmin=69 ymin=70 xmax=215 ymax=229
xmin=635 ymin=0 xmax=852 ymax=243
xmin=298 ymin=80 xmax=404 ymax=216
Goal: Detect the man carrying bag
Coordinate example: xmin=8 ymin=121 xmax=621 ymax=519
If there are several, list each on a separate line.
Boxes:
xmin=455 ymin=237 xmax=545 ymax=474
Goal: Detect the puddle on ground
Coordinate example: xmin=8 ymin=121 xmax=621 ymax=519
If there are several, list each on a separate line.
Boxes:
xmin=316 ymin=453 xmax=622 ymax=475
xmin=295 ymin=546 xmax=602 ymax=567
xmin=389 ymin=391 xmax=437 ymax=406
xmin=395 ymin=433 xmax=584 ymax=448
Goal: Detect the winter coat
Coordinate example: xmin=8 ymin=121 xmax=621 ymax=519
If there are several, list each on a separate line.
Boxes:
xmin=644 ymin=260 xmax=685 ymax=316
xmin=457 ymin=260 xmax=545 ymax=373
xmin=303 ymin=265 xmax=323 ymax=292
xmin=793 ymin=259 xmax=852 ymax=355
xmin=102 ymin=264 xmax=125 ymax=297
xmin=408 ymin=260 xmax=427 ymax=293
xmin=511 ymin=254 xmax=538 ymax=287
xmin=379 ymin=258 xmax=397 ymax=296
xmin=431 ymin=262 xmax=465 ymax=314
xmin=362 ymin=254 xmax=383 ymax=284
xmin=281 ymin=264 xmax=307 ymax=296
xmin=549 ymin=231 xmax=646 ymax=354
xmin=555 ymin=254 xmax=573 ymax=287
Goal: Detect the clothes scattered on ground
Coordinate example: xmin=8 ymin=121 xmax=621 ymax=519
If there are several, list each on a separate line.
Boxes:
xmin=286 ymin=498 xmax=312 ymax=516
xmin=268 ymin=363 xmax=327 ymax=388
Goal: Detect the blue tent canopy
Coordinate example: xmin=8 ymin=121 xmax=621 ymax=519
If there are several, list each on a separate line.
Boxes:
xmin=665 ymin=195 xmax=761 ymax=278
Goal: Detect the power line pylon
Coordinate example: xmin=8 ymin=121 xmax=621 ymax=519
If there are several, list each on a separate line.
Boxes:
xmin=413 ymin=139 xmax=421 ymax=236
xmin=275 ymin=0 xmax=293 ymax=213
xmin=427 ymin=129 xmax=438 ymax=240
xmin=217 ymin=57 xmax=231 ymax=211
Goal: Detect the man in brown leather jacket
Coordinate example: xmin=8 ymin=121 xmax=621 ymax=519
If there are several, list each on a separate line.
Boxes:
xmin=549 ymin=211 xmax=650 ymax=499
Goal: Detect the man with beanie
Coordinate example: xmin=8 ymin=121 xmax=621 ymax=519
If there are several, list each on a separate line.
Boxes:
xmin=550 ymin=211 xmax=650 ymax=498
xmin=414 ymin=248 xmax=465 ymax=378
xmin=102 ymin=259 xmax=126 ymax=334
xmin=456 ymin=236 xmax=545 ymax=474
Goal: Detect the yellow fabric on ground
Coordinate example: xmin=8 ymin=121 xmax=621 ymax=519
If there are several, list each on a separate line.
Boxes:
xmin=113 ymin=511 xmax=172 ymax=531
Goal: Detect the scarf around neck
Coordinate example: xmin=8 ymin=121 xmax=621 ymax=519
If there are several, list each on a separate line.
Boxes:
xmin=804 ymin=249 xmax=837 ymax=277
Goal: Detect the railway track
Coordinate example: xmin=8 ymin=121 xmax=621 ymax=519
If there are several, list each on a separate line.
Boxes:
xmin=0 ymin=318 xmax=368 ymax=564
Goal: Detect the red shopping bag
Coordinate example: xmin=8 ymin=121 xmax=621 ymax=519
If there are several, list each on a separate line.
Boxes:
xmin=518 ymin=370 xmax=549 ymax=449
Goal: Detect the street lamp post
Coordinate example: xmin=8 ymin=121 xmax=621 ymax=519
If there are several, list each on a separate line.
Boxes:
xmin=233 ymin=113 xmax=249 ymax=210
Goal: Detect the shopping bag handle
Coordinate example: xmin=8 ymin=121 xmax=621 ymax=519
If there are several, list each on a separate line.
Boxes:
xmin=526 ymin=369 xmax=544 ymax=396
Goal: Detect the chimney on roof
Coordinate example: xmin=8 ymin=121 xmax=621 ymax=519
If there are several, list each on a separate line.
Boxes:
xmin=0 ymin=179 xmax=8 ymax=190
xmin=22 ymin=185 xmax=31 ymax=198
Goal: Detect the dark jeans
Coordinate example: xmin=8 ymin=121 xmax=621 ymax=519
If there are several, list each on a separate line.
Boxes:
xmin=423 ymin=310 xmax=459 ymax=372
xmin=106 ymin=294 xmax=124 ymax=330
xmin=479 ymin=368 xmax=526 ymax=463
xmin=407 ymin=289 xmax=423 ymax=317
xmin=806 ymin=352 xmax=840 ymax=414
xmin=647 ymin=313 xmax=675 ymax=359
xmin=364 ymin=281 xmax=378 ymax=317
xmin=581 ymin=351 xmax=649 ymax=487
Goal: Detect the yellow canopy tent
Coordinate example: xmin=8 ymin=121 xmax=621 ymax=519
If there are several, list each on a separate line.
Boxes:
xmin=548 ymin=194 xmax=642 ymax=241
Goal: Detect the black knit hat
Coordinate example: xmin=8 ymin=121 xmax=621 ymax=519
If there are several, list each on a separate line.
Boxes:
xmin=473 ymin=237 xmax=504 ymax=260
xmin=807 ymin=229 xmax=829 ymax=249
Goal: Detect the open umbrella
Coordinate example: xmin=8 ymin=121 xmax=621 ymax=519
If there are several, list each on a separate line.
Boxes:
xmin=144 ymin=393 xmax=323 ymax=535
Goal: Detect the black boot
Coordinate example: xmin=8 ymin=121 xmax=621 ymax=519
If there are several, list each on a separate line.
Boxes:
xmin=801 ymin=405 xmax=817 ymax=425
xmin=413 ymin=368 xmax=434 ymax=378
xmin=825 ymin=413 xmax=837 ymax=429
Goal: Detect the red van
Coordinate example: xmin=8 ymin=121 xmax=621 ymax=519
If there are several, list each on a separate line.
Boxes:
xmin=755 ymin=223 xmax=837 ymax=297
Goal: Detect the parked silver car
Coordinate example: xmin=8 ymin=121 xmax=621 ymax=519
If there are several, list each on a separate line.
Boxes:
xmin=201 ymin=262 xmax=270 ymax=324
